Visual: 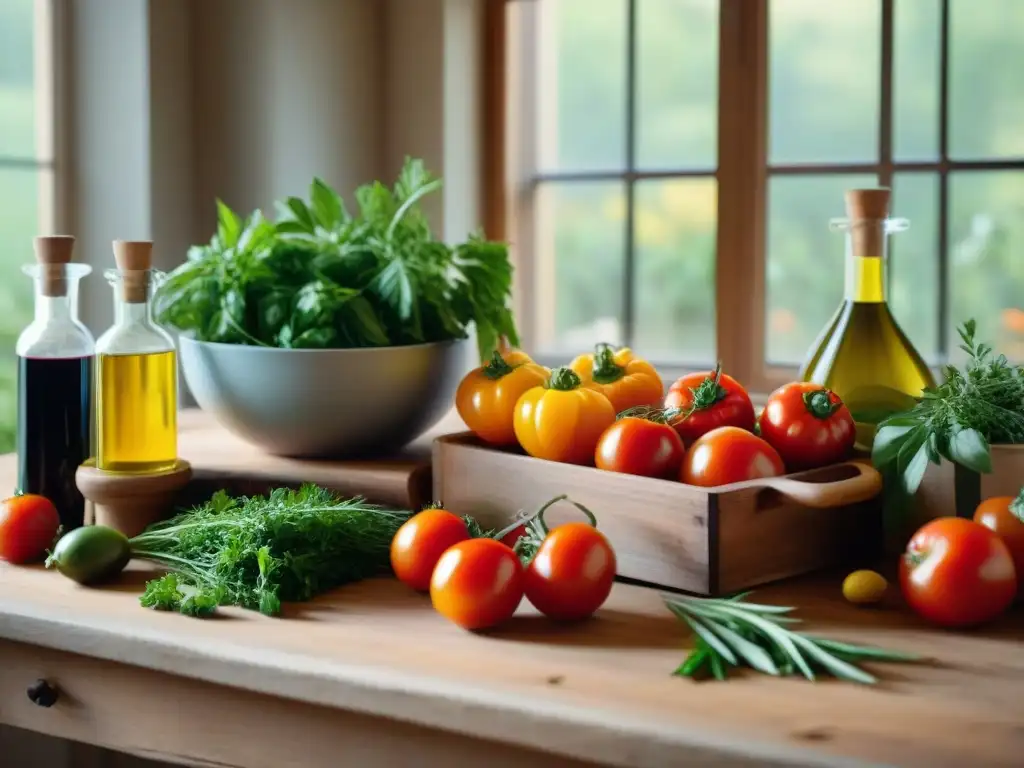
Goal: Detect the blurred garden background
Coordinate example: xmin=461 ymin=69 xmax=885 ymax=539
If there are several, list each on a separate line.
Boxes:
xmin=531 ymin=0 xmax=1024 ymax=368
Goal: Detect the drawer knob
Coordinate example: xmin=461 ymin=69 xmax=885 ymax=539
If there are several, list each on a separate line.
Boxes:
xmin=27 ymin=679 xmax=59 ymax=708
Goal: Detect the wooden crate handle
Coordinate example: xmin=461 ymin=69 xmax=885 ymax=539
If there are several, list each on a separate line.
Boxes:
xmin=752 ymin=461 xmax=883 ymax=509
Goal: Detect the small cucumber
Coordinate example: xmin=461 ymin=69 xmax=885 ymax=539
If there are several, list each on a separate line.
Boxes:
xmin=47 ymin=525 xmax=131 ymax=585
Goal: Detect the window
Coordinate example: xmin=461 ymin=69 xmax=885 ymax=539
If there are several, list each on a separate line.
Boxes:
xmin=500 ymin=0 xmax=1024 ymax=392
xmin=0 ymin=0 xmax=60 ymax=452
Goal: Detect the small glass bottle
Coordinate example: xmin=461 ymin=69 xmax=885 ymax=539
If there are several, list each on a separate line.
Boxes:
xmin=16 ymin=236 xmax=95 ymax=530
xmin=95 ymin=240 xmax=178 ymax=473
xmin=800 ymin=188 xmax=936 ymax=449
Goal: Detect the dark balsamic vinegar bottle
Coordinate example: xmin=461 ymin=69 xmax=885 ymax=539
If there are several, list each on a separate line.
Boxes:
xmin=16 ymin=236 xmax=95 ymax=531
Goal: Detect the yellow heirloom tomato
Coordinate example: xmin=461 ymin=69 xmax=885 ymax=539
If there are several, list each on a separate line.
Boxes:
xmin=455 ymin=351 xmax=549 ymax=446
xmin=513 ymin=367 xmax=616 ymax=465
xmin=569 ymin=343 xmax=664 ymax=414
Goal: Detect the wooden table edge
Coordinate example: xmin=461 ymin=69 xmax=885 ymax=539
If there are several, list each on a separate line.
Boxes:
xmin=0 ymin=594 xmax=861 ymax=768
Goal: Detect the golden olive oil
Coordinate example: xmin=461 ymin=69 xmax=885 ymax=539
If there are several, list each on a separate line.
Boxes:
xmin=800 ymin=190 xmax=935 ymax=450
xmin=97 ymin=350 xmax=178 ymax=472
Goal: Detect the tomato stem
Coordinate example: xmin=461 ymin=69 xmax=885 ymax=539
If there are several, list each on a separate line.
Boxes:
xmin=591 ymin=343 xmax=626 ymax=385
xmin=802 ymin=389 xmax=841 ymax=419
xmin=421 ymin=501 xmax=445 ymax=511
xmin=617 ymin=405 xmax=670 ymax=424
xmin=1010 ymin=487 xmax=1024 ymax=524
xmin=546 ymin=366 xmax=582 ymax=391
xmin=687 ymin=363 xmax=727 ymax=413
xmin=482 ymin=350 xmax=517 ymax=380
xmin=493 ymin=495 xmax=599 ymax=562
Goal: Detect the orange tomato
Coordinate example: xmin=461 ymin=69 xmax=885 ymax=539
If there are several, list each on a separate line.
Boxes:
xmin=455 ymin=350 xmax=549 ymax=446
xmin=430 ymin=538 xmax=525 ymax=630
xmin=681 ymin=426 xmax=785 ymax=487
xmin=513 ymin=367 xmax=616 ymax=464
xmin=390 ymin=508 xmax=470 ymax=592
xmin=569 ymin=344 xmax=663 ymax=413
xmin=974 ymin=492 xmax=1024 ymax=598
xmin=0 ymin=494 xmax=60 ymax=564
xmin=524 ymin=522 xmax=616 ymax=621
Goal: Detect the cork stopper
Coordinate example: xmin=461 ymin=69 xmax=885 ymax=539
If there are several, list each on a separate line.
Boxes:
xmin=112 ymin=240 xmax=153 ymax=303
xmin=34 ymin=236 xmax=76 ymax=297
xmin=844 ymin=188 xmax=891 ymax=257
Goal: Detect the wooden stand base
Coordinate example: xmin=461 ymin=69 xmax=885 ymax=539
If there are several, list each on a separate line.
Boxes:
xmin=76 ymin=459 xmax=193 ymax=537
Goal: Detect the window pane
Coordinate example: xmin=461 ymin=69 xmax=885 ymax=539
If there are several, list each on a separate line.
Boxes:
xmin=765 ymin=173 xmax=877 ymax=365
xmin=636 ymin=0 xmax=718 ymax=170
xmin=949 ymin=0 xmax=1024 ymax=160
xmin=891 ymin=173 xmax=940 ymax=362
xmin=0 ymin=0 xmax=37 ymax=158
xmin=768 ymin=0 xmax=880 ymax=165
xmin=948 ymin=172 xmax=1024 ymax=364
xmin=0 ymin=167 xmax=41 ymax=453
xmin=633 ymin=178 xmax=716 ymax=363
xmin=534 ymin=181 xmax=626 ymax=353
xmin=893 ymin=0 xmax=940 ymax=161
xmin=537 ymin=0 xmax=627 ymax=172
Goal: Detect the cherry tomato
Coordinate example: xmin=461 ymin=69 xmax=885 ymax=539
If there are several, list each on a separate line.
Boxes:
xmin=524 ymin=522 xmax=616 ymax=621
xmin=0 ymin=494 xmax=60 ymax=564
xmin=974 ymin=493 xmax=1024 ymax=598
xmin=681 ymin=426 xmax=785 ymax=487
xmin=595 ymin=416 xmax=685 ymax=478
xmin=758 ymin=382 xmax=856 ymax=470
xmin=900 ymin=517 xmax=1017 ymax=628
xmin=430 ymin=538 xmax=524 ymax=630
xmin=665 ymin=366 xmax=756 ymax=445
xmin=499 ymin=524 xmax=527 ymax=550
xmin=390 ymin=508 xmax=470 ymax=592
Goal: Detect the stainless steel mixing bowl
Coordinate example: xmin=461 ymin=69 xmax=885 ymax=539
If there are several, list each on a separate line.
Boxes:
xmin=178 ymin=335 xmax=470 ymax=458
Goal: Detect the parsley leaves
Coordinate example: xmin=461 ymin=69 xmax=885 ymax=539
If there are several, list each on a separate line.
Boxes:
xmin=155 ymin=158 xmax=519 ymax=362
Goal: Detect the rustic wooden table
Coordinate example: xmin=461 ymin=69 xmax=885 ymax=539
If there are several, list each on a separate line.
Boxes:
xmin=0 ymin=413 xmax=1022 ymax=768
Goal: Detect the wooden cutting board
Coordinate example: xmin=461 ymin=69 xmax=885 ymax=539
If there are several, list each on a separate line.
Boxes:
xmin=175 ymin=407 xmax=465 ymax=510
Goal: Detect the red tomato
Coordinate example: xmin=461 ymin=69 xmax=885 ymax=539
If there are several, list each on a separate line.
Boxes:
xmin=500 ymin=524 xmax=527 ymax=549
xmin=594 ymin=416 xmax=685 ymax=478
xmin=390 ymin=508 xmax=470 ymax=592
xmin=524 ymin=522 xmax=616 ymax=621
xmin=758 ymin=382 xmax=856 ymax=470
xmin=681 ymin=426 xmax=785 ymax=487
xmin=430 ymin=538 xmax=524 ymax=630
xmin=973 ymin=494 xmax=1024 ymax=599
xmin=0 ymin=494 xmax=60 ymax=564
xmin=900 ymin=517 xmax=1017 ymax=628
xmin=665 ymin=367 xmax=756 ymax=445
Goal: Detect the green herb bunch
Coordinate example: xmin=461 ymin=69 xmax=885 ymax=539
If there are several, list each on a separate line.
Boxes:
xmin=135 ymin=485 xmax=411 ymax=617
xmin=872 ymin=319 xmax=1024 ymax=496
xmin=155 ymin=158 xmax=519 ymax=362
xmin=666 ymin=593 xmax=918 ymax=684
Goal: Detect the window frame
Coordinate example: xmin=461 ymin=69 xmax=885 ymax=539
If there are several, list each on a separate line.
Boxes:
xmin=0 ymin=1 xmax=70 ymax=236
xmin=488 ymin=0 xmax=1024 ymax=394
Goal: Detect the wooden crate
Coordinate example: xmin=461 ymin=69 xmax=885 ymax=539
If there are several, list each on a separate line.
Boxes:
xmin=914 ymin=445 xmax=1024 ymax=526
xmin=433 ymin=433 xmax=885 ymax=596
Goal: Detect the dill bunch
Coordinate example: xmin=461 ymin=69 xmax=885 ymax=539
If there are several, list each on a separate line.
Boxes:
xmin=873 ymin=319 xmax=1024 ymax=500
xmin=134 ymin=484 xmax=411 ymax=617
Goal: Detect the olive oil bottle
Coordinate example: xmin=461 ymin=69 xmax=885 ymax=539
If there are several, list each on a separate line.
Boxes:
xmin=800 ymin=189 xmax=936 ymax=450
xmin=95 ymin=241 xmax=178 ymax=473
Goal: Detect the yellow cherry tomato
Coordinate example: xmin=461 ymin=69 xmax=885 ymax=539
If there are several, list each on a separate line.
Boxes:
xmin=569 ymin=343 xmax=664 ymax=414
xmin=455 ymin=350 xmax=549 ymax=446
xmin=842 ymin=570 xmax=888 ymax=605
xmin=513 ymin=367 xmax=616 ymax=464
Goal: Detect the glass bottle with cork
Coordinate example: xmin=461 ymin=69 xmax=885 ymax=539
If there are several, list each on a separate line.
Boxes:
xmin=800 ymin=188 xmax=936 ymax=450
xmin=16 ymin=236 xmax=94 ymax=530
xmin=95 ymin=240 xmax=178 ymax=473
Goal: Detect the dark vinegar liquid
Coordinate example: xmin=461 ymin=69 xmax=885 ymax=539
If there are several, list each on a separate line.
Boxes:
xmin=17 ymin=356 xmax=93 ymax=531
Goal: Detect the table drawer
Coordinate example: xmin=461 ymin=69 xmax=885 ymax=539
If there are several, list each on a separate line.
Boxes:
xmin=0 ymin=640 xmax=593 ymax=768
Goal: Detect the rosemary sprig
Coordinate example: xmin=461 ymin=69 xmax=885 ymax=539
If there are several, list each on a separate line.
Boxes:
xmin=665 ymin=592 xmax=920 ymax=685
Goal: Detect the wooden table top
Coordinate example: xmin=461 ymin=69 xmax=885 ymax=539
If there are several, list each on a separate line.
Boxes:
xmin=1 ymin=414 xmax=1023 ymax=767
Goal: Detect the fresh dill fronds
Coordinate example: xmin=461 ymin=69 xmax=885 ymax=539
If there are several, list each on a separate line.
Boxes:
xmin=132 ymin=484 xmax=411 ymax=618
